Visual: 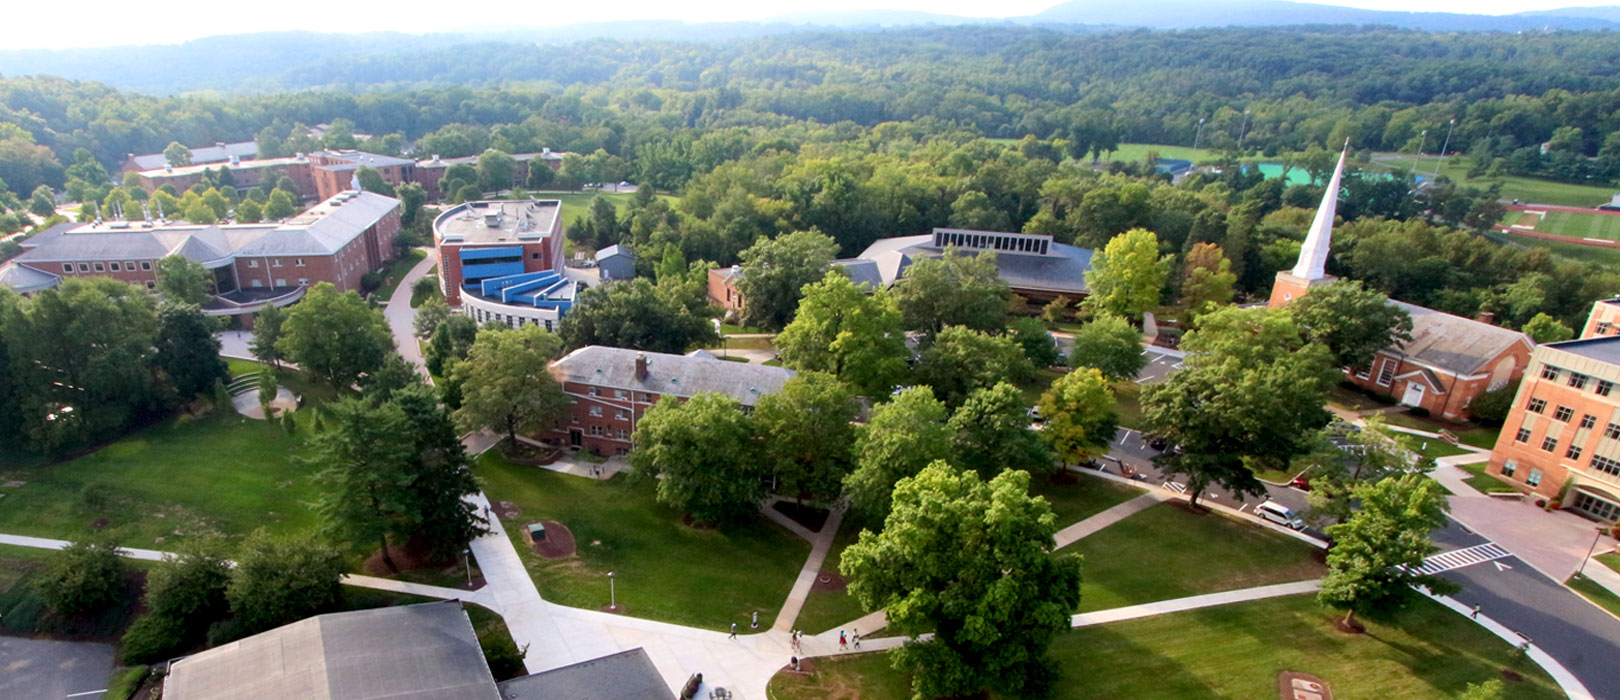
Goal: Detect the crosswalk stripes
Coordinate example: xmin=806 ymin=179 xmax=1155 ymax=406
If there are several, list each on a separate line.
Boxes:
xmin=1410 ymin=542 xmax=1513 ymax=576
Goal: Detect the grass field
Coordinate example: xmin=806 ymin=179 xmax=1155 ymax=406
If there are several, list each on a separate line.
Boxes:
xmin=1567 ymin=573 xmax=1620 ymax=619
xmin=369 ymin=248 xmax=427 ymax=302
xmin=1508 ymin=209 xmax=1620 ymax=242
xmin=1061 ymin=503 xmax=1325 ymax=613
xmin=1378 ymin=154 xmax=1616 ymax=208
xmin=1597 ymin=552 xmax=1620 ymax=576
xmin=1380 ymin=413 xmax=1501 ymax=450
xmin=769 ymin=595 xmax=1563 ymax=700
xmin=1499 ymin=232 xmax=1620 ymax=267
xmin=1459 ymin=462 xmax=1519 ymax=494
xmin=474 ymin=452 xmax=810 ymax=630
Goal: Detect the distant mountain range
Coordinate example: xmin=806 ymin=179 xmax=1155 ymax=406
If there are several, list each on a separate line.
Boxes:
xmin=2 ymin=0 xmax=1617 ymax=94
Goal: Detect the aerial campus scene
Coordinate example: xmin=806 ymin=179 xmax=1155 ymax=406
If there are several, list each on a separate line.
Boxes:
xmin=6 ymin=1 xmax=1620 ymax=699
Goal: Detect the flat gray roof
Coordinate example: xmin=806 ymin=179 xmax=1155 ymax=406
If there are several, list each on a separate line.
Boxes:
xmin=129 ymin=141 xmax=258 ymax=171
xmin=435 ymin=200 xmax=562 ymax=245
xmin=496 ymin=648 xmax=669 ymax=700
xmin=854 ymin=230 xmax=1094 ymax=295
xmin=1546 ymin=336 xmax=1620 ymax=367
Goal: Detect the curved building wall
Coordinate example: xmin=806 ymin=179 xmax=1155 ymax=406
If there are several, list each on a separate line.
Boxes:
xmin=462 ymin=292 xmax=565 ymax=331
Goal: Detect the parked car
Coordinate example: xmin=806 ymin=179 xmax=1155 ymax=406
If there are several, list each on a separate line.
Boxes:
xmin=1288 ymin=476 xmax=1312 ymax=492
xmin=1255 ymin=501 xmax=1305 ymax=530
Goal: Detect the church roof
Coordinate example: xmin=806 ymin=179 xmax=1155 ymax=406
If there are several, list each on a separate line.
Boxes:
xmin=1387 ymin=300 xmax=1531 ymax=376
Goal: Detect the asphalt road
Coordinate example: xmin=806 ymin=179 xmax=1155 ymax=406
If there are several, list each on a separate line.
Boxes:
xmin=0 ymin=636 xmax=114 ymax=700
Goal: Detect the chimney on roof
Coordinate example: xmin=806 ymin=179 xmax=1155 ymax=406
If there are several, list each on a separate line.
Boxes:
xmin=1476 ymin=311 xmax=1497 ymax=326
xmin=432 ymin=154 xmax=441 ymax=163
xmin=164 ymin=164 xmax=172 ymax=173
xmin=634 ymin=353 xmax=648 ymax=381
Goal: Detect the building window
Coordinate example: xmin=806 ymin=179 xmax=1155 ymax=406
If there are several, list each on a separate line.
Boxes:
xmin=1593 ymin=455 xmax=1620 ymax=477
xmin=1527 ymin=469 xmax=1543 ymax=487
xmin=298 ymin=278 xmax=308 ymax=286
xmin=1541 ymin=436 xmax=1558 ymax=452
xmin=589 ymin=406 xmax=602 ymax=417
xmin=1600 ymin=380 xmax=1615 ymax=397
xmin=144 ymin=281 xmax=156 ymax=289
xmin=1527 ymin=398 xmax=1546 ymax=414
xmin=93 ymin=262 xmax=104 ymax=272
xmin=273 ymin=259 xmax=282 ymax=267
xmin=1600 ymin=322 xmax=1615 ymax=335
xmin=615 ymin=410 xmax=629 ymax=421
xmin=1515 ymin=427 xmax=1532 ymax=443
xmin=590 ymin=425 xmax=604 ymax=436
xmin=1566 ymin=444 xmax=1584 ymax=461
xmin=1608 ymin=424 xmax=1620 ymax=440
xmin=249 ymin=260 xmax=259 ymax=268
xmin=295 ymin=258 xmax=305 ymax=267
xmin=1570 ymin=373 xmax=1590 ymax=390
xmin=141 ymin=261 xmax=152 ymax=270
xmin=1554 ymin=405 xmax=1574 ymax=422
xmin=109 ymin=262 xmax=121 ymax=271
xmin=614 ymin=389 xmax=628 ymax=399
xmin=1541 ymin=365 xmax=1561 ymax=381
xmin=1501 ymin=460 xmax=1517 ymax=478
xmin=76 ymin=263 xmax=88 ymax=272
xmin=1376 ymin=360 xmax=1395 ymax=387
xmin=588 ymin=387 xmax=600 ymax=397
xmin=63 ymin=263 xmax=74 ymax=273
xmin=1582 ymin=414 xmax=1598 ymax=429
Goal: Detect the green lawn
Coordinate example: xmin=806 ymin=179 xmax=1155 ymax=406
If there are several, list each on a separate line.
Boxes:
xmin=474 ymin=452 xmax=810 ymax=630
xmin=721 ymin=323 xmax=764 ymax=335
xmin=1380 ymin=412 xmax=1501 ymax=449
xmin=1098 ymin=143 xmax=1222 ymax=165
xmin=1567 ymin=573 xmax=1620 ymax=619
xmin=1458 ymin=463 xmax=1520 ymax=494
xmin=770 ymin=595 xmax=1563 ymax=700
xmin=1380 ymin=154 xmax=1617 ymax=208
xmin=1524 ymin=210 xmax=1620 ymax=241
xmin=1061 ymin=503 xmax=1325 ymax=612
xmin=370 ymin=248 xmax=427 ymax=302
xmin=1113 ymin=381 xmax=1145 ymax=430
xmin=410 ymin=267 xmax=442 ymax=308
xmin=1596 ymin=552 xmax=1620 ymax=576
xmin=0 ymin=408 xmax=324 ymax=549
xmin=795 ymin=513 xmax=879 ymax=635
xmin=1500 ymin=232 xmax=1620 ymax=267
xmin=707 ymin=335 xmax=775 ymax=352
xmin=1018 ymin=367 xmax=1067 ymax=406
xmin=1037 ymin=475 xmax=1144 ymax=530
xmin=1327 ymin=384 xmax=1388 ymax=412
xmin=1398 ymin=435 xmax=1473 ymax=461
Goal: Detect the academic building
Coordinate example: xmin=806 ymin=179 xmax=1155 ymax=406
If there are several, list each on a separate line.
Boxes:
xmin=433 ymin=199 xmax=575 ymax=330
xmin=136 ymin=150 xmax=418 ymax=204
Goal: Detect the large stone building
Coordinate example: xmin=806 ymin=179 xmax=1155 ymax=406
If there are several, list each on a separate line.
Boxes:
xmin=433 ymin=199 xmax=575 ymax=330
xmin=0 ymin=190 xmax=401 ymax=318
xmin=547 ymin=346 xmax=796 ymax=456
xmin=1267 ymin=149 xmax=1532 ymax=420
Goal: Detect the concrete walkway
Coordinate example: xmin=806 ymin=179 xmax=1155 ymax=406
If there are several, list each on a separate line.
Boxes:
xmin=383 ymin=248 xmax=439 ymax=380
xmin=1053 ymin=491 xmax=1169 ymax=549
xmin=765 ymin=502 xmax=847 ymax=632
xmin=0 ymin=533 xmax=170 ymax=562
xmin=510 ymin=434 xmax=631 ymax=480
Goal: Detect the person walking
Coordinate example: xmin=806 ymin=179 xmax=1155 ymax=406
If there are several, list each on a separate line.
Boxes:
xmin=1472 ymin=604 xmax=1481 ymax=619
xmin=853 ymin=630 xmax=861 ymax=649
xmin=838 ymin=630 xmax=847 ymax=650
xmin=729 ymin=623 xmax=737 ymax=639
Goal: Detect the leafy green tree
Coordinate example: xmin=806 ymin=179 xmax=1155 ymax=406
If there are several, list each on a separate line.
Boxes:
xmin=558 ymin=277 xmax=717 ymax=353
xmin=263 ymin=189 xmax=297 ymax=220
xmin=455 ymin=183 xmax=483 ymax=205
xmin=310 ymin=398 xmax=419 ymax=570
xmin=1318 ymin=474 xmax=1457 ymax=627
xmin=227 ymin=530 xmax=347 ymax=634
xmin=182 ymin=200 xmax=216 ymax=224
xmin=355 ymin=166 xmax=397 ymax=197
xmin=250 ymin=303 xmax=287 ymax=369
xmin=28 ymin=185 xmax=55 ymax=218
xmin=1067 ymin=313 xmax=1145 ymax=381
xmin=451 ymin=325 xmax=569 ymax=444
xmin=914 ymin=326 xmax=1033 ymax=408
xmin=391 ymin=383 xmax=486 ymax=558
xmin=201 ymin=189 xmax=230 ymax=219
xmin=754 ymin=371 xmax=860 ymax=504
xmin=477 ymin=149 xmax=517 ymax=191
xmin=1522 ymin=312 xmax=1573 ymax=344
xmin=413 ymin=296 xmax=452 ymax=339
xmin=950 ymin=382 xmax=1052 ymax=478
xmin=734 ymin=230 xmax=838 ymax=330
xmin=1180 ymin=242 xmax=1236 ymax=325
xmin=631 ymin=393 xmax=763 ymax=524
xmin=845 ymin=386 xmax=953 ymax=518
xmin=1041 ymin=296 xmax=1072 ymax=325
xmin=1009 ymin=316 xmax=1060 ymax=368
xmin=33 ymin=537 xmax=128 ymax=615
xmin=1459 ymin=680 xmax=1505 ymax=700
xmin=1469 ymin=380 xmax=1518 ymax=426
xmin=163 ymin=141 xmax=193 ymax=167
xmin=1288 ymin=281 xmax=1413 ymax=371
xmin=892 ymin=250 xmax=1009 ymax=337
xmin=145 ymin=539 xmax=231 ymax=623
xmin=1084 ymin=228 xmax=1169 ymax=319
xmin=154 ymin=301 xmax=228 ymax=400
xmin=1142 ymin=306 xmax=1337 ymax=507
xmin=277 ymin=283 xmax=394 ymax=390
xmin=155 ymin=256 xmax=214 ymax=308
xmin=396 ymin=182 xmax=428 ymax=227
xmin=775 ymin=270 xmax=909 ymax=396
xmin=235 ymin=198 xmax=263 ymax=223
xmin=841 ymin=464 xmax=1080 ymax=699
xmin=1038 ymin=368 xmax=1119 ymax=465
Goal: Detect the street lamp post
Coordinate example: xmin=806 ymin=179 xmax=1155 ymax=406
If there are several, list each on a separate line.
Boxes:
xmin=463 ymin=548 xmax=472 ymax=587
xmin=607 ymin=571 xmax=617 ymax=611
xmin=1237 ymin=109 xmax=1252 ymax=150
xmin=1434 ymin=119 xmax=1457 ymax=180
xmin=1193 ymin=118 xmax=1206 ymax=151
xmin=1579 ymin=528 xmax=1606 ymax=576
xmin=1412 ymin=129 xmax=1428 ymax=176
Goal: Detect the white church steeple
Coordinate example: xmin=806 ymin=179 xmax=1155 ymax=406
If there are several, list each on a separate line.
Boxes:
xmin=1291 ymin=145 xmax=1348 ymax=281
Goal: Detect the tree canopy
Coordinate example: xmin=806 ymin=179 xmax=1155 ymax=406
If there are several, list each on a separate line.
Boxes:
xmin=733 ymin=230 xmax=839 ymax=331
xmin=845 ymin=385 xmax=954 ymax=518
xmin=892 ymin=250 xmax=1010 ymax=337
xmin=1288 ymin=281 xmax=1414 ymax=371
xmin=631 ymin=393 xmax=763 ymax=524
xmin=774 ymin=270 xmax=909 ymax=396
xmin=1038 ymin=367 xmax=1120 ymax=465
xmin=276 ymin=283 xmax=395 ymax=390
xmin=753 ymin=371 xmax=860 ymax=505
xmin=1084 ymin=228 xmax=1169 ymax=319
xmin=452 ymin=325 xmax=569 ymax=443
xmin=1318 ymin=474 xmax=1457 ymax=626
xmin=1066 ymin=313 xmax=1146 ymax=382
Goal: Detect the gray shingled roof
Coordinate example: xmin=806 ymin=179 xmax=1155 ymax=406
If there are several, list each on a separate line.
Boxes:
xmin=1388 ymin=300 xmax=1532 ymax=375
xmin=832 ymin=258 xmax=883 ymax=289
xmin=165 ymin=601 xmax=500 ymax=700
xmin=854 ymin=232 xmax=1092 ymax=295
xmin=0 ymin=262 xmax=60 ymax=293
xmin=551 ymin=346 xmax=795 ymax=406
xmin=496 ymin=648 xmax=669 ymax=700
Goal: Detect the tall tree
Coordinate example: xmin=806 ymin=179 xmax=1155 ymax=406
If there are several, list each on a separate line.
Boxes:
xmin=733 ymin=230 xmax=839 ymax=330
xmin=250 ymin=303 xmax=288 ymax=369
xmin=1143 ymin=307 xmax=1337 ymax=507
xmin=263 ymin=189 xmax=297 ymax=220
xmin=950 ymin=381 xmax=1053 ymax=478
xmin=1522 ymin=313 xmax=1573 ymax=344
xmin=277 ymin=283 xmax=394 ymax=390
xmin=1317 ymin=474 xmax=1457 ymax=627
xmin=892 ymin=250 xmax=1010 ymax=337
xmin=153 ymin=301 xmax=227 ymax=401
xmin=1038 ymin=367 xmax=1120 ymax=466
xmin=33 ymin=536 xmax=128 ymax=616
xmin=1287 ymin=281 xmax=1413 ymax=371
xmin=845 ymin=386 xmax=954 ymax=518
xmin=155 ymin=255 xmax=213 ymax=305
xmin=355 ymin=166 xmax=397 ymax=197
xmin=477 ymin=149 xmax=518 ymax=192
xmin=226 ymin=530 xmax=347 ymax=635
xmin=392 ymin=383 xmax=486 ymax=558
xmin=163 ymin=141 xmax=193 ymax=167
xmin=774 ymin=270 xmax=909 ymax=396
xmin=1067 ymin=313 xmax=1146 ymax=381
xmin=451 ymin=325 xmax=568 ymax=444
xmin=1009 ymin=316 xmax=1061 ymax=368
xmin=914 ymin=325 xmax=1033 ymax=408
xmin=841 ymin=464 xmax=1081 ymax=699
xmin=557 ymin=278 xmax=717 ymax=353
xmin=1179 ymin=242 xmax=1237 ymax=325
xmin=631 ymin=393 xmax=763 ymax=524
xmin=753 ymin=371 xmax=860 ymax=504
xmin=309 ymin=398 xmax=419 ymax=571
xmin=1084 ymin=227 xmax=1169 ymax=319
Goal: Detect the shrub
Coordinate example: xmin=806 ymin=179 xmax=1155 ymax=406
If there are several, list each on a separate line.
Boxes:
xmin=1408 ymin=406 xmax=1431 ymax=418
xmin=33 ymin=538 xmax=128 ymax=616
xmin=226 ymin=530 xmax=346 ymax=634
xmin=120 ymin=614 xmax=190 ymax=664
xmin=1469 ymin=381 xmax=1517 ymax=426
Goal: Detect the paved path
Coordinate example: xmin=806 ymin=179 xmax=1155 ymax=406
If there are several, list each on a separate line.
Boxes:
xmin=510 ymin=434 xmax=631 ymax=479
xmin=383 ymin=248 xmax=439 ymax=380
xmin=1052 ymin=491 xmax=1168 ymax=549
xmin=0 ymin=533 xmax=170 ymax=561
xmin=767 ymin=503 xmax=846 ymax=633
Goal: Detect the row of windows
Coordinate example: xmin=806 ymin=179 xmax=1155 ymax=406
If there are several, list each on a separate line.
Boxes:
xmin=245 ymin=258 xmax=305 ymax=268
xmin=584 ymin=405 xmax=632 ymax=421
xmin=1539 ymin=364 xmax=1615 ymax=396
xmin=64 ymin=260 xmax=154 ymax=274
xmin=585 ymin=425 xmax=630 ymax=440
xmin=585 ymin=387 xmax=655 ymax=402
xmin=1499 ymin=460 xmax=1544 ymax=486
xmin=1597 ymin=321 xmax=1615 ymax=335
xmin=1594 ymin=455 xmax=1620 ymax=477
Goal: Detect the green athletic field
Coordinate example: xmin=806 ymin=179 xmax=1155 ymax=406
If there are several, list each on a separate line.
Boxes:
xmin=1509 ymin=209 xmax=1620 ymax=241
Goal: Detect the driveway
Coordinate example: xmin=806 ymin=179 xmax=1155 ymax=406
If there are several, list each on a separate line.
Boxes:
xmin=383 ymin=248 xmax=440 ymax=379
xmin=1442 ymin=479 xmax=1615 ymax=581
xmin=0 ymin=636 xmax=115 ymax=700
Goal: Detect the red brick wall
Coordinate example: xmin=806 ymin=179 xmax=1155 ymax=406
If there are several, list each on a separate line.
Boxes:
xmin=708 ymin=269 xmax=744 ymax=313
xmin=545 ymin=380 xmax=670 ymax=456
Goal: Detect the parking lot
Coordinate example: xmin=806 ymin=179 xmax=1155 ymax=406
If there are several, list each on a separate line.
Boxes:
xmin=0 ymin=636 xmax=114 ymax=700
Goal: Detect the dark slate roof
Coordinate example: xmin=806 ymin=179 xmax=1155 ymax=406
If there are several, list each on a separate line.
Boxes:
xmin=0 ymin=262 xmax=60 ymax=293
xmin=550 ymin=346 xmax=795 ymax=406
xmin=595 ymin=244 xmax=634 ymax=261
xmin=496 ymin=648 xmax=669 ymax=700
xmin=832 ymin=258 xmax=883 ymax=289
xmin=854 ymin=232 xmax=1093 ymax=295
xmin=165 ymin=601 xmax=500 ymax=700
xmin=1387 ymin=300 xmax=1532 ymax=375
xmin=1545 ymin=336 xmax=1620 ymax=366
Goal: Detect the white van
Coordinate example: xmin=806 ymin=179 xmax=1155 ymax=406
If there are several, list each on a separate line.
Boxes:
xmin=1256 ymin=501 xmax=1304 ymax=530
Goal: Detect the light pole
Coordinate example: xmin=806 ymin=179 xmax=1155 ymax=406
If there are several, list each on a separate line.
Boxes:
xmin=1433 ymin=119 xmax=1457 ymax=180
xmin=607 ymin=571 xmax=617 ymax=611
xmin=1411 ymin=129 xmax=1428 ymax=176
xmin=1193 ymin=118 xmax=1206 ymax=151
xmin=1579 ymin=527 xmax=1607 ymax=576
xmin=463 ymin=548 xmax=472 ymax=587
xmin=1237 ymin=109 xmax=1252 ymax=150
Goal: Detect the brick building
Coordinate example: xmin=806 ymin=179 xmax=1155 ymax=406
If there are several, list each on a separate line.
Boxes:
xmin=546 ymin=346 xmax=796 ymax=456
xmin=414 ymin=150 xmax=568 ymax=200
xmin=0 ymin=191 xmax=401 ymax=319
xmin=434 ymin=199 xmax=574 ymax=330
xmin=1581 ymin=297 xmax=1620 ymax=338
xmin=1486 ymin=335 xmax=1620 ymax=522
xmin=136 ymin=150 xmax=417 ymax=204
xmin=1268 ymin=148 xmax=1531 ymax=420
xmin=123 ymin=141 xmax=259 ymax=173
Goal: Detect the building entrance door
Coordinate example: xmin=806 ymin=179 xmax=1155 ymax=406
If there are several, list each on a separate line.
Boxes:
xmin=569 ymin=429 xmax=583 ymax=447
xmin=1401 ymin=382 xmax=1427 ymax=408
xmin=1571 ymin=491 xmax=1620 ymax=522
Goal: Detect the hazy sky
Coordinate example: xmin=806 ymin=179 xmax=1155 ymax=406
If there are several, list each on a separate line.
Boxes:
xmin=7 ymin=0 xmax=1615 ymax=51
